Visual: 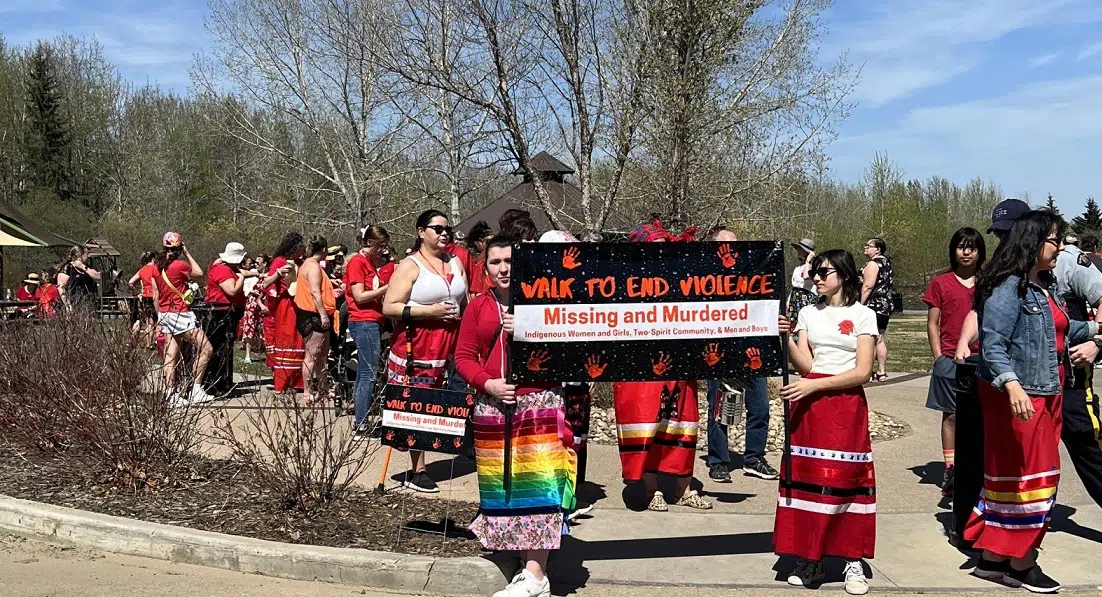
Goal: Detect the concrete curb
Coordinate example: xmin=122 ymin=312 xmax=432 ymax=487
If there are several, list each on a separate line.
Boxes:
xmin=0 ymin=495 xmax=504 ymax=596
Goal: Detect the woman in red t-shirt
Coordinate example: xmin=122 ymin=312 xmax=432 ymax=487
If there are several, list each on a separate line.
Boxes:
xmin=128 ymin=251 xmax=159 ymax=349
xmin=922 ymin=227 xmax=986 ymax=498
xmin=154 ymin=232 xmax=215 ymax=406
xmin=344 ymin=225 xmax=394 ymax=432
xmin=262 ymin=233 xmax=307 ymax=392
xmin=37 ymin=267 xmax=62 ymax=319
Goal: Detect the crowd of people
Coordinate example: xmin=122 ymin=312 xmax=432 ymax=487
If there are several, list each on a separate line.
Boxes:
xmin=9 ymin=196 xmax=1102 ymax=596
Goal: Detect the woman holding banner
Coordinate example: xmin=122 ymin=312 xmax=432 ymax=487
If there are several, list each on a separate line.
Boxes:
xmin=382 ymin=209 xmax=468 ymax=494
xmin=613 ymin=220 xmax=713 ymax=512
xmin=776 ymin=249 xmax=877 ymax=596
xmin=455 ymin=235 xmax=575 ymax=597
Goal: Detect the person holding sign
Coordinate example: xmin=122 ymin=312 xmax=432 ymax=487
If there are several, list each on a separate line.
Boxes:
xmin=776 ymin=249 xmax=877 ymax=596
xmin=613 ymin=220 xmax=712 ymax=513
xmin=454 ymin=236 xmax=575 ymax=597
xmin=382 ymin=209 xmax=469 ymax=494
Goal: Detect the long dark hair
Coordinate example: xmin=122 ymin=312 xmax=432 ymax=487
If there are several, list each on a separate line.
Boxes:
xmin=273 ymin=232 xmax=305 ymax=260
xmin=948 ymin=227 xmax=986 ymax=272
xmin=974 ymin=210 xmax=1065 ymax=310
xmin=811 ymin=249 xmax=861 ymax=307
xmin=411 ymin=209 xmax=447 ymax=252
xmin=156 ymin=247 xmax=181 ymax=271
xmin=307 ymin=235 xmax=328 ymax=257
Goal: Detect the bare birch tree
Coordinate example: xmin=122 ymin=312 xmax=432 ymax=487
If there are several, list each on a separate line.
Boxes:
xmin=194 ymin=0 xmax=422 ymax=229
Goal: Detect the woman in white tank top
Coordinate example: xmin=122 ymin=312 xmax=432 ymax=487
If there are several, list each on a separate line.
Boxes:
xmin=382 ymin=209 xmax=468 ymax=493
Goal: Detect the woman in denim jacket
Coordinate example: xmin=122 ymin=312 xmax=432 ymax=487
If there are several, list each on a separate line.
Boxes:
xmin=966 ymin=210 xmax=1098 ymax=593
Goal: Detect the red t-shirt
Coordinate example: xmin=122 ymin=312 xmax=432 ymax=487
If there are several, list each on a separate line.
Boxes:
xmin=15 ymin=285 xmax=37 ymax=302
xmin=206 ymin=262 xmax=245 ymax=307
xmin=38 ymin=284 xmax=60 ymax=318
xmin=344 ymin=253 xmax=394 ymax=323
xmin=157 ymin=260 xmax=192 ymax=313
xmin=921 ymin=272 xmax=977 ymax=357
xmin=138 ymin=263 xmax=157 ymax=298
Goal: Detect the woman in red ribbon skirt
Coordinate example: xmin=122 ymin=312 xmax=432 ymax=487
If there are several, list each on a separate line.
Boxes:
xmin=382 ymin=209 xmax=468 ymax=494
xmin=777 ymin=249 xmax=878 ymax=596
xmin=264 ymin=233 xmax=306 ymax=392
xmin=964 ymin=210 xmax=1097 ymax=593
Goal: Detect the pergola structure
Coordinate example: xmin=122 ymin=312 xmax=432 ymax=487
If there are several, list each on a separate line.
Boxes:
xmin=456 ymin=152 xmax=633 ymax=237
xmin=0 ymin=197 xmax=80 ymax=289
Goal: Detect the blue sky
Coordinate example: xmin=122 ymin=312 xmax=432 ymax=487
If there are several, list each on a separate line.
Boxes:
xmin=3 ymin=0 xmax=1102 ymax=216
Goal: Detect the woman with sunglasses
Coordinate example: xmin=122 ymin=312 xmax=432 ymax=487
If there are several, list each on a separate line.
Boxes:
xmin=382 ymin=209 xmax=469 ymax=493
xmin=775 ymin=249 xmax=878 ymax=596
xmin=965 ymin=210 xmax=1097 ymax=593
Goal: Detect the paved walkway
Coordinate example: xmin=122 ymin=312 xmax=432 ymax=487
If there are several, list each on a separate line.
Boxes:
xmin=211 ymin=375 xmax=1102 ymax=592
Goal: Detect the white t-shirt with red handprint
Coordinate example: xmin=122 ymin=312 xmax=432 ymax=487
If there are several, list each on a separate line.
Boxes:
xmin=795 ymin=301 xmax=879 ymax=375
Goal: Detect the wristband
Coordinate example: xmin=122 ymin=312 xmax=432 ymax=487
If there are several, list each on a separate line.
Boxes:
xmin=402 ymin=305 xmax=412 ymax=324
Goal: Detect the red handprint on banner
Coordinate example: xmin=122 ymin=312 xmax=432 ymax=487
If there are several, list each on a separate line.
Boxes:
xmin=652 ymin=352 xmax=673 ymax=376
xmin=717 ymin=244 xmax=738 ymax=269
xmin=745 ymin=347 xmax=763 ymax=371
xmin=562 ymin=247 xmax=583 ymax=270
xmin=585 ymin=354 xmax=607 ymax=379
xmin=702 ymin=343 xmax=724 ymax=367
xmin=527 ymin=350 xmax=551 ymax=372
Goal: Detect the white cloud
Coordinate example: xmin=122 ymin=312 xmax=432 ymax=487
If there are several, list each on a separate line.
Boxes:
xmin=1077 ymin=41 xmax=1102 ymax=61
xmin=1028 ymin=53 xmax=1060 ymax=68
xmin=828 ymin=0 xmax=1102 ymax=106
xmin=829 ymin=75 xmax=1102 ymax=210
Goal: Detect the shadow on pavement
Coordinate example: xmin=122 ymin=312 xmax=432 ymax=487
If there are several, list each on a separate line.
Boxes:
xmin=1051 ymin=504 xmax=1102 ymax=544
xmin=389 ymin=456 xmax=477 ymax=484
xmin=908 ymin=460 xmax=946 ymax=486
xmin=552 ymin=531 xmax=775 ymax=592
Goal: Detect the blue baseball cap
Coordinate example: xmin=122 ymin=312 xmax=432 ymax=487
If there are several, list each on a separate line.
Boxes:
xmin=988 ymin=199 xmax=1031 ymax=233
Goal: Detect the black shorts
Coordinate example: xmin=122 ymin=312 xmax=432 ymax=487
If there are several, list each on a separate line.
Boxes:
xmin=876 ymin=313 xmax=891 ymax=332
xmin=295 ymin=306 xmax=328 ymax=337
xmin=139 ymin=297 xmax=156 ymax=320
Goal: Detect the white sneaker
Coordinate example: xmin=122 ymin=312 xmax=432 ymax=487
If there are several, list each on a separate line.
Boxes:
xmin=567 ymin=503 xmax=595 ymax=522
xmin=189 ymin=385 xmax=218 ymax=405
xmin=844 ymin=560 xmax=869 ymax=595
xmin=167 ymin=390 xmax=189 ymax=408
xmin=491 ymin=569 xmax=550 ymax=597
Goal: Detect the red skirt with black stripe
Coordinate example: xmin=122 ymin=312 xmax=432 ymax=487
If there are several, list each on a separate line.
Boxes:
xmin=774 ymin=373 xmax=876 ymax=561
xmin=613 ymin=381 xmax=699 ymax=481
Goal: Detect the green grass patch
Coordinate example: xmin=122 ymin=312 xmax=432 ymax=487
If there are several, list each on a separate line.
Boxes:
xmin=885 ymin=313 xmax=933 ymax=373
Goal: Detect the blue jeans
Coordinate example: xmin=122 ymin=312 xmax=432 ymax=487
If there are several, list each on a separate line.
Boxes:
xmin=348 ymin=321 xmax=382 ymax=429
xmin=706 ymin=377 xmax=769 ymax=467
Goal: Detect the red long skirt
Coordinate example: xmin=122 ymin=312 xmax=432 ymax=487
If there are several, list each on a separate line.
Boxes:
xmin=268 ymin=297 xmax=304 ymax=391
xmin=963 ymin=381 xmax=1062 ymax=559
xmin=774 ymin=373 xmax=876 ymax=561
xmin=613 ymin=381 xmax=699 ymax=481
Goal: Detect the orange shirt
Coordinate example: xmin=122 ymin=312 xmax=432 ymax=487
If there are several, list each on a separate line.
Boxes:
xmin=294 ymin=266 xmax=337 ymax=315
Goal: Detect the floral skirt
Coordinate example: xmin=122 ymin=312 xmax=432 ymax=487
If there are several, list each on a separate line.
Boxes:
xmin=468 ymin=389 xmax=576 ymax=551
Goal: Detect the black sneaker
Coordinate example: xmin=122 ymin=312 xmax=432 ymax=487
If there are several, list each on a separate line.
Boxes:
xmin=744 ymin=459 xmax=780 ymax=480
xmin=1006 ymin=565 xmax=1060 ymax=593
xmin=787 ymin=558 xmax=825 ymax=587
xmin=942 ymin=465 xmax=955 ymax=498
xmin=404 ymin=471 xmax=439 ymax=493
xmin=709 ymin=464 xmax=732 ymax=483
xmin=971 ymin=557 xmax=1010 ymax=581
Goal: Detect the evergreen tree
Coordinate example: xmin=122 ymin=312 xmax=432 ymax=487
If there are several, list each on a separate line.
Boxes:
xmin=24 ymin=41 xmax=71 ymax=202
xmin=1045 ymin=193 xmax=1060 ymax=216
xmin=1071 ymin=197 xmax=1102 ymax=234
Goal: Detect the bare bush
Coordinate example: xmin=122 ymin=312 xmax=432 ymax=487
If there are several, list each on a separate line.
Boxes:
xmin=0 ymin=313 xmax=202 ymax=489
xmin=209 ymin=390 xmax=380 ymax=511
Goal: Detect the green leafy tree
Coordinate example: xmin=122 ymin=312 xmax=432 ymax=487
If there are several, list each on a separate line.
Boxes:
xmin=1071 ymin=197 xmax=1102 ymax=234
xmin=24 ymin=41 xmax=71 ymax=202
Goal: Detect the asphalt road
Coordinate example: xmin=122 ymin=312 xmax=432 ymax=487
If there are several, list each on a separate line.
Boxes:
xmin=3 ymin=535 xmax=1099 ymax=597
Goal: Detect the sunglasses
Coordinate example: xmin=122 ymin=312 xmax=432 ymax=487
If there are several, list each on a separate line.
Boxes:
xmin=1043 ymin=237 xmax=1061 ymax=248
xmin=811 ymin=267 xmax=837 ymax=279
xmin=422 ymin=225 xmax=453 ymax=236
